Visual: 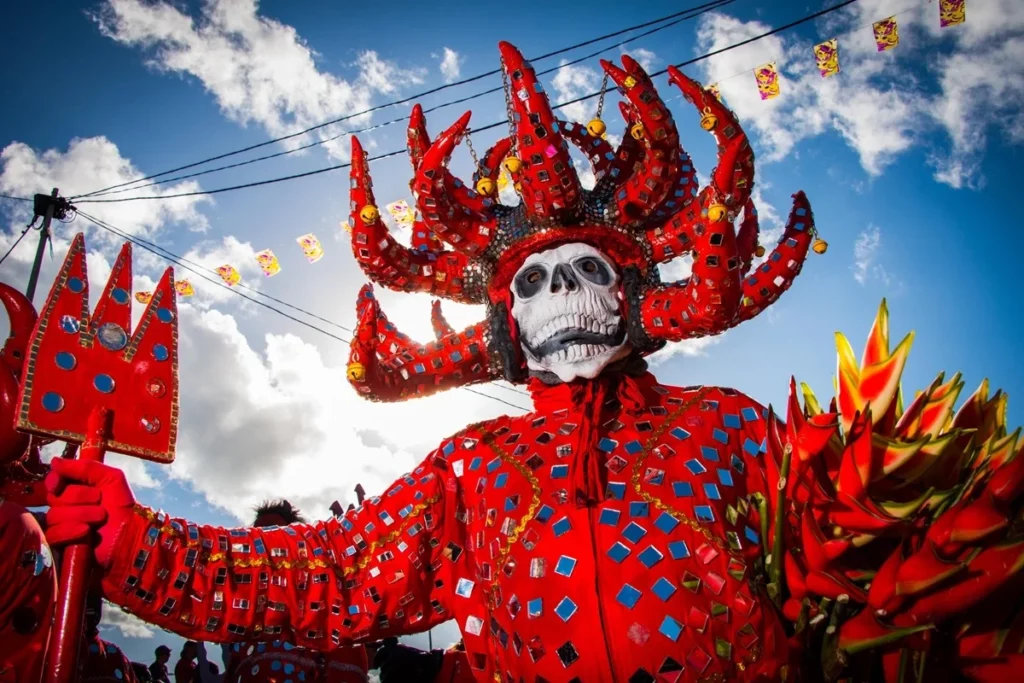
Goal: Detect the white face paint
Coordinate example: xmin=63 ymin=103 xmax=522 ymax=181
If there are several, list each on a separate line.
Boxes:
xmin=510 ymin=243 xmax=632 ymax=383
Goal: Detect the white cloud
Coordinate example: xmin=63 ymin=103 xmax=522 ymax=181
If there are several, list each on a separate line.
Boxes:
xmin=852 ymin=224 xmax=883 ymax=285
xmin=100 ymin=601 xmax=156 ymax=638
xmin=90 ymin=0 xmax=426 ymax=161
xmin=695 ymin=0 xmax=1024 ymax=187
xmin=549 ymin=59 xmax=602 ymax=124
xmin=438 ymin=47 xmax=463 ymax=83
xmin=0 ymin=137 xmax=210 ymax=310
xmin=168 ymin=300 xmax=513 ymax=522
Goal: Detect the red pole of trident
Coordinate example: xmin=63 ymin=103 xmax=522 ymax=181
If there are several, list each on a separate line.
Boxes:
xmin=14 ymin=234 xmax=179 ymax=683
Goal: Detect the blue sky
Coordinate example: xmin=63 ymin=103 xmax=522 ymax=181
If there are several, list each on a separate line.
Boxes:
xmin=2 ymin=0 xmax=1022 ymax=667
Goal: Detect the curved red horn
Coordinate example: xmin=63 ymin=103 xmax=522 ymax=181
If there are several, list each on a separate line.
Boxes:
xmin=640 ymin=191 xmax=815 ymax=342
xmin=348 ymin=136 xmax=478 ymax=304
xmin=407 ymin=104 xmax=431 ymax=172
xmin=601 ymin=56 xmax=682 ymax=224
xmin=498 ymin=41 xmax=584 ymax=222
xmin=414 ymin=111 xmax=496 ymax=257
xmin=0 ymin=282 xmax=38 ymax=376
xmin=736 ymin=199 xmax=761 ymax=277
xmin=347 ymin=285 xmax=497 ymax=402
xmin=431 ymin=300 xmax=455 ymax=340
xmin=668 ymin=66 xmax=754 ymax=207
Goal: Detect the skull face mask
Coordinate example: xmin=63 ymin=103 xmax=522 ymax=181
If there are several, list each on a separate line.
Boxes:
xmin=511 ymin=243 xmax=632 ymax=383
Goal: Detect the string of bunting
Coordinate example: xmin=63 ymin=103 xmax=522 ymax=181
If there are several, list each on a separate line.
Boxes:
xmin=747 ymin=0 xmax=963 ymax=101
xmin=176 ymin=1 xmax=964 ymax=293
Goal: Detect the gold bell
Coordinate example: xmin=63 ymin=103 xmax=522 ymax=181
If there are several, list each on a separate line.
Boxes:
xmin=359 ymin=205 xmax=379 ymax=223
xmin=587 ymin=118 xmax=607 ymax=137
xmin=630 ymin=123 xmax=645 ymax=141
xmin=513 ymin=182 xmax=522 ymax=193
xmin=475 ymin=177 xmax=495 ymax=195
xmin=503 ymin=157 xmax=523 ymax=174
xmin=813 ymin=238 xmax=828 ymax=255
xmin=699 ymin=108 xmax=718 ymax=131
xmin=346 ymin=362 xmax=366 ymax=383
xmin=707 ymin=202 xmax=727 ymax=223
xmin=754 ymin=245 xmax=766 ymax=258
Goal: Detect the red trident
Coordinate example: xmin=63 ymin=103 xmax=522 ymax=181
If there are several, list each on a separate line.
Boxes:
xmin=15 ymin=233 xmax=179 ymax=683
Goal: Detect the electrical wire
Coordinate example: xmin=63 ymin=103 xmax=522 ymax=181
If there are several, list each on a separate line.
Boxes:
xmin=0 ymin=224 xmax=33 ymax=267
xmin=80 ymin=0 xmax=735 ymax=199
xmin=73 ymin=0 xmax=736 ymax=200
xmin=76 ymin=210 xmax=531 ymax=412
xmin=0 ymin=194 xmax=32 ymax=202
xmin=73 ymin=0 xmax=862 ymax=206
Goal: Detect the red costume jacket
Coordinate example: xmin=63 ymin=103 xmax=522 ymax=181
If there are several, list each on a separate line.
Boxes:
xmin=99 ymin=373 xmax=785 ymax=682
xmin=0 ymin=501 xmax=56 ymax=683
xmin=80 ymin=636 xmax=138 ymax=683
xmin=223 ymin=641 xmax=368 ymax=683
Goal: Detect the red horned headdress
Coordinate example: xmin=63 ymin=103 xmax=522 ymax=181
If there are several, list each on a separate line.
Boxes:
xmin=346 ymin=42 xmax=824 ymax=401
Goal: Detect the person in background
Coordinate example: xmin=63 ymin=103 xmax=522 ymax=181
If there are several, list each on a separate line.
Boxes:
xmin=220 ymin=501 xmax=369 ymax=683
xmin=194 ymin=644 xmax=224 ymax=683
xmin=174 ymin=642 xmax=197 ymax=683
xmin=80 ymin=593 xmax=138 ymax=683
xmin=149 ymin=645 xmax=171 ymax=683
xmin=132 ymin=662 xmax=153 ymax=683
xmin=372 ymin=639 xmax=474 ymax=683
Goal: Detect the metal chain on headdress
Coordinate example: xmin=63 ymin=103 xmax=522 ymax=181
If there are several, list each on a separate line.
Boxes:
xmin=464 ymin=131 xmax=481 ymax=170
xmin=595 ymin=72 xmax=610 ymax=121
xmin=499 ymin=59 xmax=518 ymax=157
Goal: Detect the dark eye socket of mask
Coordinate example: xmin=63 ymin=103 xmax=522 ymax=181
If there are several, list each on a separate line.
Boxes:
xmin=514 ymin=265 xmax=548 ymax=299
xmin=574 ymin=257 xmax=612 ymax=285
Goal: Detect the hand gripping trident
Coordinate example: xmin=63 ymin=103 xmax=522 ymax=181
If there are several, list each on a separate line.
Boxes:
xmin=15 ymin=234 xmax=179 ymax=683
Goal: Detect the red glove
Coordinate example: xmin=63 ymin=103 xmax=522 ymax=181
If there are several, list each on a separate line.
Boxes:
xmin=45 ymin=459 xmax=137 ymax=570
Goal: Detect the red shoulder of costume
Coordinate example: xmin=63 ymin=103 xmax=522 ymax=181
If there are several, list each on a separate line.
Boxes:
xmin=0 ymin=501 xmax=56 ymax=683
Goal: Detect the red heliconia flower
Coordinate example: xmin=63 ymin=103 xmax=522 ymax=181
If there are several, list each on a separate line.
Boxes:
xmin=774 ymin=300 xmax=1024 ymax=681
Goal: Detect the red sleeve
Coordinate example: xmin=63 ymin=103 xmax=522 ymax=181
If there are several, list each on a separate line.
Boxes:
xmin=101 ymin=448 xmax=461 ymax=649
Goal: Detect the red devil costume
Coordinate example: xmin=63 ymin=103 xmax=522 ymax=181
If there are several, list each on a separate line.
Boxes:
xmin=40 ymin=41 xmax=1024 ymax=683
xmin=0 ymin=283 xmax=55 ymax=683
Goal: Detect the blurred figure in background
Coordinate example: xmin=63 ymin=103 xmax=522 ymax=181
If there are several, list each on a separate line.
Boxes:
xmin=132 ymin=662 xmax=153 ymax=683
xmin=175 ymin=642 xmax=198 ymax=683
xmin=80 ymin=593 xmax=138 ymax=683
xmin=221 ymin=501 xmax=369 ymax=683
xmin=149 ymin=645 xmax=172 ymax=683
xmin=195 ymin=644 xmax=223 ymax=683
xmin=372 ymin=639 xmax=474 ymax=683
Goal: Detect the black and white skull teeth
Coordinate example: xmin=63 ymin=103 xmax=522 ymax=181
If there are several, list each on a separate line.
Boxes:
xmin=524 ymin=314 xmax=626 ymax=359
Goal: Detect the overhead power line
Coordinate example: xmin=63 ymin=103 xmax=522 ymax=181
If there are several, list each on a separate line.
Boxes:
xmin=73 ymin=0 xmax=861 ymax=206
xmin=75 ymin=211 xmax=530 ymax=412
xmin=73 ymin=0 xmax=735 ymax=200
xmin=81 ymin=0 xmax=735 ymax=199
xmin=0 ymin=194 xmax=33 ymax=202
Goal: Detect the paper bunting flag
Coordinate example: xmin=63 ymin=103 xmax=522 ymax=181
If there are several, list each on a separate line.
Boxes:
xmin=873 ymin=17 xmax=899 ymax=52
xmin=340 ymin=220 xmax=352 ymax=234
xmin=754 ymin=63 xmax=780 ymax=101
xmin=216 ymin=265 xmax=241 ymax=287
xmin=297 ymin=233 xmax=324 ymax=263
xmin=940 ymin=0 xmax=965 ymax=27
xmin=174 ymin=280 xmax=195 ymax=297
xmin=706 ymin=83 xmax=722 ymax=102
xmin=255 ymin=249 xmax=281 ymax=277
xmin=814 ymin=39 xmax=840 ymax=77
xmin=386 ymin=200 xmax=415 ymax=226
xmin=135 ymin=292 xmax=152 ymax=305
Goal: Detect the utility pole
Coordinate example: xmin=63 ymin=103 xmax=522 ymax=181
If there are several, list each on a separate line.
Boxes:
xmin=25 ymin=188 xmax=60 ymax=303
